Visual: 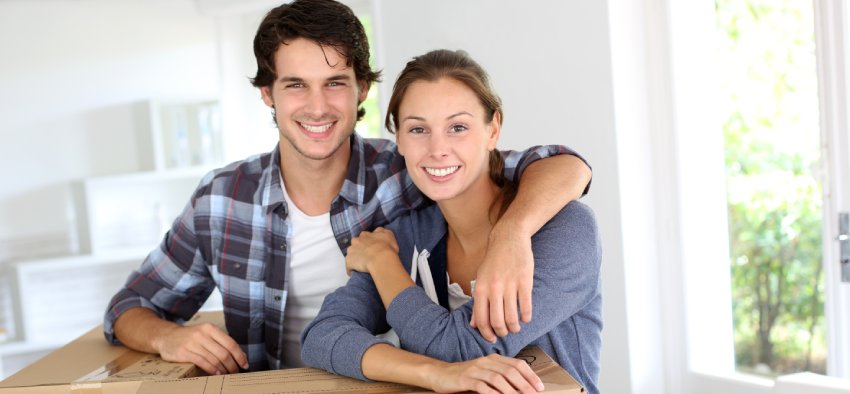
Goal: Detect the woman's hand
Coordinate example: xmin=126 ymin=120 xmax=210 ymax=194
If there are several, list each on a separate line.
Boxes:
xmin=427 ymin=354 xmax=544 ymax=394
xmin=346 ymin=227 xmax=400 ymax=275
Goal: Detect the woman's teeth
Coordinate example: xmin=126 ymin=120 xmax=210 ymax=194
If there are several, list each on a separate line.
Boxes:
xmin=425 ymin=166 xmax=460 ymax=177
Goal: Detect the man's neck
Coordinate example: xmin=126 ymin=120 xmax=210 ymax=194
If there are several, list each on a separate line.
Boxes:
xmin=278 ymin=141 xmax=351 ymax=216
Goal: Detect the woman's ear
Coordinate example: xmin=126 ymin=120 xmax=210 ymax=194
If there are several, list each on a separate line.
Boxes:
xmin=396 ymin=131 xmax=405 ymax=156
xmin=486 ymin=111 xmax=502 ymax=151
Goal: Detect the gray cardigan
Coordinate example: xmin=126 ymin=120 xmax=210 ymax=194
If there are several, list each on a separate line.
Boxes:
xmin=301 ymin=201 xmax=602 ymax=394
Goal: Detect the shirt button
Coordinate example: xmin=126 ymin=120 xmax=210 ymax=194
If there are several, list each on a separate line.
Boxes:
xmin=274 ymin=295 xmax=282 ymax=301
xmin=233 ymin=263 xmax=241 ymax=269
xmin=342 ymin=238 xmax=350 ymax=244
xmin=279 ymin=243 xmax=286 ymax=250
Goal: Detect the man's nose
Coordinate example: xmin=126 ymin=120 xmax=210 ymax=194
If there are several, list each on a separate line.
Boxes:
xmin=304 ymin=88 xmax=329 ymax=117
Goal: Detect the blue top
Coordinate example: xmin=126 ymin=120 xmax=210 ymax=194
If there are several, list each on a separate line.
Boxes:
xmin=301 ymin=201 xmax=602 ymax=394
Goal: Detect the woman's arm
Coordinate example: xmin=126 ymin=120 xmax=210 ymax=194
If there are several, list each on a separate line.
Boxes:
xmin=300 ymin=271 xmax=394 ymax=380
xmin=389 ymin=202 xmax=601 ymax=361
xmin=361 ymin=344 xmax=544 ymax=394
xmin=303 ymin=249 xmax=545 ymax=394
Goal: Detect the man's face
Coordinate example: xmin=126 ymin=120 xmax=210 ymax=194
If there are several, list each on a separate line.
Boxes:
xmin=261 ymin=38 xmax=368 ymax=162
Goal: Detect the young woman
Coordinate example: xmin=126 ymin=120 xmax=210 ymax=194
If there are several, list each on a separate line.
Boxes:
xmin=301 ymin=49 xmax=601 ymax=394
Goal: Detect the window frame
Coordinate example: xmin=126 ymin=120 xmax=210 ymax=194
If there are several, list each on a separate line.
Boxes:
xmin=643 ymin=0 xmax=850 ymax=391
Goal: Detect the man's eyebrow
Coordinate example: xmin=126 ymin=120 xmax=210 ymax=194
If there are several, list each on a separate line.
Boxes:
xmin=327 ymin=74 xmax=353 ymax=81
xmin=278 ymin=75 xmax=304 ymax=83
xmin=278 ymin=74 xmax=353 ymax=83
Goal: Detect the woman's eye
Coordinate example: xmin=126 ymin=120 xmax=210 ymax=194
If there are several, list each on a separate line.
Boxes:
xmin=409 ymin=127 xmax=426 ymax=134
xmin=450 ymin=124 xmax=468 ymax=133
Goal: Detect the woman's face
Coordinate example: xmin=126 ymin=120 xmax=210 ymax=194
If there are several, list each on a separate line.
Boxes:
xmin=396 ymin=77 xmax=500 ymax=203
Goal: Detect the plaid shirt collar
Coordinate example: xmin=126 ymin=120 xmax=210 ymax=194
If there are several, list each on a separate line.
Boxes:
xmin=262 ymin=133 xmax=368 ymax=215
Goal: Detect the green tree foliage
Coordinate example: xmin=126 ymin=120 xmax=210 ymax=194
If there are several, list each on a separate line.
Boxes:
xmin=717 ymin=0 xmax=826 ymax=375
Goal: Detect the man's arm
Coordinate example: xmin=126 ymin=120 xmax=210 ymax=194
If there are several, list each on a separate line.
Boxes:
xmin=114 ymin=307 xmax=248 ymax=375
xmin=473 ymin=154 xmax=591 ymax=342
xmin=104 ymin=183 xmax=247 ymax=375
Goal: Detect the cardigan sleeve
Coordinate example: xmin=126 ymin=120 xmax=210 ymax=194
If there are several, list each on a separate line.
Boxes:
xmin=385 ymin=201 xmax=601 ymax=361
xmin=300 ymin=270 xmax=393 ymax=380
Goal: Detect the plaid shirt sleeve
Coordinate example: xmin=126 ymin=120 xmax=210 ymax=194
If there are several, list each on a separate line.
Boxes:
xmin=501 ymin=144 xmax=591 ymax=196
xmin=103 ymin=186 xmax=216 ymax=345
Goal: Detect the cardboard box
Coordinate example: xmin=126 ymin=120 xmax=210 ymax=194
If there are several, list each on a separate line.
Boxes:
xmin=129 ymin=346 xmax=584 ymax=394
xmin=0 ymin=311 xmax=223 ymax=393
xmin=0 ymin=311 xmax=584 ymax=394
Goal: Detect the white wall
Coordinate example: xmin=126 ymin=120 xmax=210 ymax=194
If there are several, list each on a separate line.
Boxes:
xmin=375 ymin=1 xmax=651 ymax=393
xmin=0 ymin=0 xmax=662 ymax=391
xmin=0 ymin=0 xmax=220 ymax=258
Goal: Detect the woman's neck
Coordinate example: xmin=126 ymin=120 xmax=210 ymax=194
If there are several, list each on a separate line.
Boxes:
xmin=439 ymin=179 xmax=503 ymax=257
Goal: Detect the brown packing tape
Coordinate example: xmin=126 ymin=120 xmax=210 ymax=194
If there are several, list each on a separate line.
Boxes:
xmin=69 ymin=381 xmax=102 ymax=394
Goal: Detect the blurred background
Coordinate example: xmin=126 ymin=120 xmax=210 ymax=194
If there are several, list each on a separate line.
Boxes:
xmin=1 ymin=1 xmax=850 ymax=393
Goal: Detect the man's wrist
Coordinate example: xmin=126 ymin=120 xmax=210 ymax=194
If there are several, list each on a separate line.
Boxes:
xmin=491 ymin=216 xmax=533 ymax=242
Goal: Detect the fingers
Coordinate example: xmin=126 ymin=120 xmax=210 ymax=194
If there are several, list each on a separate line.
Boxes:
xmin=503 ymin=288 xmax=521 ymax=334
xmin=489 ymin=293 xmax=508 ymax=338
xmin=472 ymin=295 xmax=496 ymax=343
xmin=208 ymin=325 xmax=249 ymax=371
xmin=163 ymin=324 xmax=247 ymax=375
xmin=469 ymin=356 xmax=543 ymax=394
xmin=493 ymin=355 xmax=544 ymax=393
xmin=183 ymin=347 xmax=222 ymax=375
xmin=518 ymin=279 xmax=533 ymax=324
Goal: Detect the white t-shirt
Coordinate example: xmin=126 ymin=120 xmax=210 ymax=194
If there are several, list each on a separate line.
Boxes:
xmin=280 ymin=178 xmax=349 ymax=368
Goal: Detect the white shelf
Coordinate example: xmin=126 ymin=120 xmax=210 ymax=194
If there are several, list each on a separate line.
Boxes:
xmin=0 ymin=98 xmax=226 ymax=379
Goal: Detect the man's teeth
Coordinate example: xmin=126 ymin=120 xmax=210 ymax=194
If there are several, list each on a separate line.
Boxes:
xmin=425 ymin=166 xmax=460 ymax=177
xmin=300 ymin=123 xmax=332 ymax=133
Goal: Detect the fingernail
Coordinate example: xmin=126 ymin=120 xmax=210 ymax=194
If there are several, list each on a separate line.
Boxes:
xmin=215 ymin=371 xmax=221 ymax=376
xmin=536 ymin=382 xmax=545 ymax=391
xmin=242 ymin=363 xmax=249 ymax=369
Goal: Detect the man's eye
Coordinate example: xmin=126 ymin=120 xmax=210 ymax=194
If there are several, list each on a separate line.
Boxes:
xmin=287 ymin=83 xmax=304 ymax=88
xmin=328 ymin=81 xmax=343 ymax=87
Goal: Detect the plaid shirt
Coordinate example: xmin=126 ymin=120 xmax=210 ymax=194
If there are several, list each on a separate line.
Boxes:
xmin=104 ymin=134 xmax=577 ymax=371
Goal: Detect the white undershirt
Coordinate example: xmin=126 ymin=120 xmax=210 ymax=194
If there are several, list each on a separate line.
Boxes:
xmin=280 ymin=176 xmax=349 ymax=368
xmin=447 ymin=276 xmax=475 ymax=311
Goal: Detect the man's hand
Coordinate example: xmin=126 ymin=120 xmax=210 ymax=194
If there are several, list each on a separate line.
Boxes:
xmin=471 ymin=224 xmax=534 ymax=343
xmin=154 ymin=323 xmax=248 ymax=375
xmin=427 ymin=354 xmax=544 ymax=394
xmin=346 ymin=227 xmax=400 ymax=275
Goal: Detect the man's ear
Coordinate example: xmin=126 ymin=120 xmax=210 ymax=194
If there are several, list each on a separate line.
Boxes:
xmin=260 ymin=86 xmax=274 ymax=107
xmin=358 ymin=81 xmax=370 ymax=103
xmin=486 ymin=111 xmax=502 ymax=151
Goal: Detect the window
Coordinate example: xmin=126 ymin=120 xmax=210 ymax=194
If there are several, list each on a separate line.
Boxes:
xmin=354 ymin=13 xmax=382 ymax=138
xmin=656 ymin=0 xmax=850 ymax=391
xmin=716 ymin=0 xmax=827 ymax=377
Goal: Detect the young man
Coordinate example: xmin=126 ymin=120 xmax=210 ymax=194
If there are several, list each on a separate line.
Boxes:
xmin=104 ymin=0 xmax=592 ymax=375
